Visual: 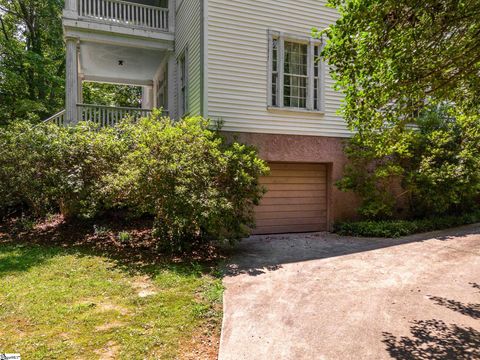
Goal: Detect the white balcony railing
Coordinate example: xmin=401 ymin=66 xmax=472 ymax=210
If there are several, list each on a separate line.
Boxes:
xmin=78 ymin=0 xmax=169 ymax=31
xmin=45 ymin=110 xmax=67 ymax=126
xmin=78 ymin=104 xmax=154 ymax=126
xmin=46 ymin=105 xmax=170 ymax=126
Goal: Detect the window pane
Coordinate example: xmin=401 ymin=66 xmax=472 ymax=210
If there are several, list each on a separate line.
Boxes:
xmin=272 ymin=38 xmax=278 ymax=72
xmin=272 ymin=73 xmax=278 ymax=106
xmin=284 ymin=41 xmax=308 ymax=108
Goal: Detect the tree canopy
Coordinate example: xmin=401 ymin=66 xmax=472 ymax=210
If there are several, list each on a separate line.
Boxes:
xmin=317 ymin=0 xmax=480 ymax=218
xmin=0 ymin=0 xmax=65 ymax=125
xmin=0 ymin=0 xmax=142 ymax=125
xmin=320 ymin=0 xmax=480 ymax=130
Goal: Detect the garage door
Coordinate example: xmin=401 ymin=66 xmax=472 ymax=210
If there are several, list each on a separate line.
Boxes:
xmin=253 ymin=163 xmax=328 ymax=235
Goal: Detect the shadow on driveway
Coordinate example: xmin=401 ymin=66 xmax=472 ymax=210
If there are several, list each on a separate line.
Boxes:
xmin=225 ymin=223 xmax=480 ymax=277
xmin=383 ymin=319 xmax=480 ymax=360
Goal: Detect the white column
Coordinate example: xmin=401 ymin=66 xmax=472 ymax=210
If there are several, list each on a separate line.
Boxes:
xmin=142 ymin=86 xmax=154 ymax=109
xmin=168 ymin=0 xmax=176 ymax=33
xmin=152 ymin=79 xmax=159 ymax=109
xmin=65 ymin=37 xmax=79 ymax=125
xmin=167 ymin=53 xmax=177 ymax=119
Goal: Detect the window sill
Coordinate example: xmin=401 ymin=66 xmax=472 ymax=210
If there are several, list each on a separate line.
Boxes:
xmin=267 ymin=106 xmax=325 ymax=115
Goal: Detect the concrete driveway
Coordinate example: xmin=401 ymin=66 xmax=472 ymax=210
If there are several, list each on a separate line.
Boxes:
xmin=219 ymin=224 xmax=480 ymax=360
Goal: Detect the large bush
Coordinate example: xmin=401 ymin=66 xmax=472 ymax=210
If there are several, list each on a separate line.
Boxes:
xmin=337 ymin=106 xmax=480 ymax=219
xmin=105 ymin=115 xmax=268 ymax=251
xmin=0 ymin=114 xmax=268 ymax=250
xmin=0 ymin=121 xmax=125 ymax=218
xmin=405 ymin=108 xmax=480 ymax=216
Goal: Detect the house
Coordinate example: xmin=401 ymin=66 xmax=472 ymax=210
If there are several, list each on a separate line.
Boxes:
xmin=56 ymin=0 xmax=358 ymax=234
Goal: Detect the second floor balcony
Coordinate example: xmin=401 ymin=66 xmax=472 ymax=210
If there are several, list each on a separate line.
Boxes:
xmin=64 ymin=0 xmax=174 ymax=33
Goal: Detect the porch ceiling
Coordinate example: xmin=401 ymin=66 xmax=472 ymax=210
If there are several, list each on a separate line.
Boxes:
xmin=79 ymin=42 xmax=166 ymax=86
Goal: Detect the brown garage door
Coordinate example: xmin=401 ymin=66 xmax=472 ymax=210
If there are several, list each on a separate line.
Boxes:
xmin=253 ymin=163 xmax=328 ymax=235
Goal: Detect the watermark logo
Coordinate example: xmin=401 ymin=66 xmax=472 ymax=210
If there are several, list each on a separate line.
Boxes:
xmin=0 ymin=354 xmax=21 ymax=360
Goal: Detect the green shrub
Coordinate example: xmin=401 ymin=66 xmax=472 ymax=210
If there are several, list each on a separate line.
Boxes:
xmin=0 ymin=114 xmax=268 ymax=250
xmin=337 ymin=106 xmax=480 ymax=219
xmin=117 ymin=231 xmax=131 ymax=243
xmin=405 ymin=108 xmax=480 ymax=216
xmin=105 ymin=114 xmax=268 ymax=252
xmin=334 ymin=210 xmax=480 ymax=238
xmin=0 ymin=120 xmax=125 ymax=218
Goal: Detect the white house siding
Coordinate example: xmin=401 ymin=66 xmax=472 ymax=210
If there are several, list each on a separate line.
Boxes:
xmin=206 ymin=0 xmax=349 ymax=137
xmin=175 ymin=0 xmax=202 ymax=115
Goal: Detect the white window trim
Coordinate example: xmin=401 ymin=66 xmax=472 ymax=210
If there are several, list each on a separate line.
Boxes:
xmin=267 ymin=30 xmax=325 ymax=113
xmin=177 ymin=47 xmax=189 ymax=117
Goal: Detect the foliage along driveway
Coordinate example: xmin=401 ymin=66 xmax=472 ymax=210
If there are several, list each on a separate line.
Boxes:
xmin=219 ymin=224 xmax=480 ymax=360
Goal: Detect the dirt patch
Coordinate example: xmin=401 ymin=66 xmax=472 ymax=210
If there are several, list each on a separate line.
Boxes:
xmin=96 ymin=303 xmax=130 ymax=316
xmin=94 ymin=341 xmax=120 ymax=360
xmin=132 ymin=276 xmax=158 ymax=298
xmin=95 ymin=321 xmax=124 ymax=332
xmin=180 ymin=323 xmax=221 ymax=360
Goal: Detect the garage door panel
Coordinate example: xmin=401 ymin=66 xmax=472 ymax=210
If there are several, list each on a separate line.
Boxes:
xmin=261 ymin=177 xmax=326 ymax=184
xmin=259 ymin=197 xmax=326 ymax=206
xmin=256 ymin=224 xmax=327 ymax=234
xmin=263 ymin=189 xmax=326 ymax=198
xmin=256 ymin=217 xmax=326 ymax=227
xmin=267 ymin=170 xmax=327 ymax=178
xmin=253 ymin=163 xmax=328 ymax=235
xmin=263 ymin=183 xmax=326 ymax=191
xmin=255 ymin=203 xmax=326 ymax=213
xmin=255 ymin=210 xmax=327 ymax=221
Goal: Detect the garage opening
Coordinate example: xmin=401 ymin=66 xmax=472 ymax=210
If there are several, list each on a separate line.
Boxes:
xmin=253 ymin=163 xmax=328 ymax=235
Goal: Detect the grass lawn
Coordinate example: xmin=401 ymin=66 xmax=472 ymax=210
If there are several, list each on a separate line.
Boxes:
xmin=0 ymin=217 xmax=223 ymax=359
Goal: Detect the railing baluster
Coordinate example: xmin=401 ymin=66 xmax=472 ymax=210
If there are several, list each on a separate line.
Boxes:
xmin=74 ymin=104 xmax=152 ymax=127
xmin=77 ymin=0 xmax=168 ymax=30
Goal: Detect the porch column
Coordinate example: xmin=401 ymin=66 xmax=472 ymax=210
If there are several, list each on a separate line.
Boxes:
xmin=142 ymin=86 xmax=154 ymax=110
xmin=168 ymin=0 xmax=176 ymax=33
xmin=167 ymin=54 xmax=177 ymax=119
xmin=65 ymin=37 xmax=79 ymax=125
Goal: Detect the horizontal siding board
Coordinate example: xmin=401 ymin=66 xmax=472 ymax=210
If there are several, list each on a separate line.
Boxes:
xmin=207 ymin=0 xmax=348 ymax=137
xmin=176 ymin=0 xmax=202 ymax=115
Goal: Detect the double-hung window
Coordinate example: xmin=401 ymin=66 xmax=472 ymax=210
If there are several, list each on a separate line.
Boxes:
xmin=268 ymin=31 xmax=324 ymax=112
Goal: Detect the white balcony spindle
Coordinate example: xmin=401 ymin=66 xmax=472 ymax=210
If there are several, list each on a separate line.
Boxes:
xmin=77 ymin=0 xmax=169 ymax=30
